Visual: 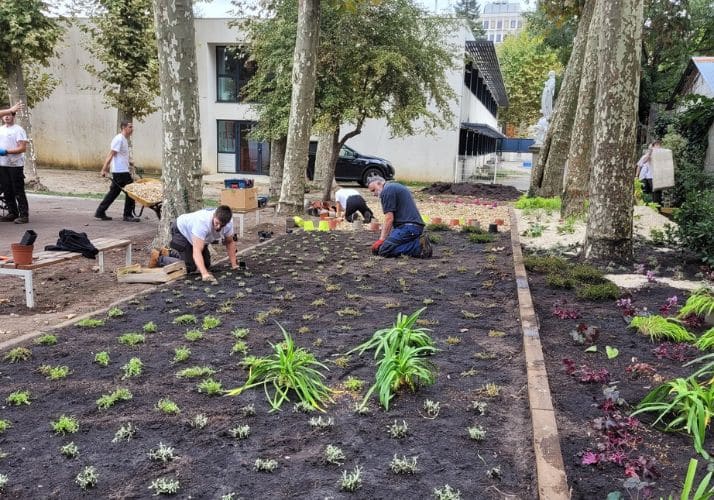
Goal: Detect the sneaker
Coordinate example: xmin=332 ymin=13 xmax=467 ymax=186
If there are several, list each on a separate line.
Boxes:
xmin=419 ymin=231 xmax=433 ymax=259
xmin=148 ymin=248 xmax=160 ymax=268
xmin=14 ymin=216 xmax=28 ymax=224
xmin=95 ymin=213 xmax=112 ymax=221
xmin=123 ymin=216 xmax=141 ymax=222
xmin=0 ymin=214 xmax=17 ymax=222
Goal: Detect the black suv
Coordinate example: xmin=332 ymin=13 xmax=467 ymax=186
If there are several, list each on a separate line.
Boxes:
xmin=307 ymin=142 xmax=395 ymax=187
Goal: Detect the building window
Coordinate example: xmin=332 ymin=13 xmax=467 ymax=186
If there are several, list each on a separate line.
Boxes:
xmin=495 ymin=33 xmax=502 ymax=43
xmin=510 ymin=19 xmax=517 ymax=29
xmin=216 ymin=46 xmax=256 ymax=103
xmin=217 ymin=120 xmax=270 ymax=175
xmin=488 ymin=33 xmax=494 ymax=41
xmin=482 ymin=20 xmax=489 ymax=29
xmin=496 ymin=20 xmax=502 ymax=29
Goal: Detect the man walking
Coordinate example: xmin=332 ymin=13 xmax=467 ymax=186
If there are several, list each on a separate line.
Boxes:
xmin=0 ymin=109 xmax=30 ymax=223
xmin=95 ymin=121 xmax=140 ymax=222
xmin=367 ymin=175 xmax=431 ymax=258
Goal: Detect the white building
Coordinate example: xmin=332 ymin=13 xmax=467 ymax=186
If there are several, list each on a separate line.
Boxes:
xmin=481 ymin=2 xmax=524 ymax=44
xmin=30 ymin=19 xmax=507 ymax=183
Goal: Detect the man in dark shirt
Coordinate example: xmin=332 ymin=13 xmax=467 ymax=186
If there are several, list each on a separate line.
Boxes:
xmin=367 ymin=176 xmax=432 ymax=258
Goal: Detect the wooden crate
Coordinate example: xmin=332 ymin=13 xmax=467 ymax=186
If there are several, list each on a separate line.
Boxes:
xmin=116 ymin=261 xmax=186 ymax=283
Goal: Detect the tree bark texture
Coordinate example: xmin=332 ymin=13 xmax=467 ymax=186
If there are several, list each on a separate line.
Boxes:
xmin=269 ymin=137 xmax=286 ymax=199
xmin=4 ymin=60 xmax=44 ymax=190
xmin=584 ymin=0 xmax=643 ymax=262
xmin=319 ymin=128 xmax=340 ymax=201
xmin=152 ymin=0 xmax=203 ymax=247
xmin=561 ymin=0 xmax=602 ymax=218
xmin=532 ymin=0 xmax=595 ymax=198
xmin=278 ymin=0 xmax=320 ymax=216
xmin=313 ymin=131 xmax=334 ymax=185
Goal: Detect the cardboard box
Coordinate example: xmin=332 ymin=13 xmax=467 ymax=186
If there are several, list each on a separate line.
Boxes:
xmin=220 ymin=187 xmax=257 ymax=210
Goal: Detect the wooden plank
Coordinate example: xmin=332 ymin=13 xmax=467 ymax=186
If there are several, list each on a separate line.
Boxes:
xmin=117 ymin=267 xmax=186 ymax=283
xmin=116 ymin=263 xmax=142 ymax=276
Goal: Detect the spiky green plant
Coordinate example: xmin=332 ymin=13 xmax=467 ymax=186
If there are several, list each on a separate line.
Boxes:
xmin=696 ymin=328 xmax=714 ymax=351
xmin=679 ymin=288 xmax=714 ymax=319
xmin=172 ymin=346 xmax=191 ymax=363
xmin=629 ymin=315 xmax=695 ymax=342
xmin=202 ymin=315 xmax=221 ymax=330
xmin=197 ymin=378 xmax=223 ymax=395
xmin=142 ymin=321 xmax=157 ymax=333
xmin=155 ymin=398 xmax=180 ymax=415
xmin=226 ymin=326 xmax=332 ymax=412
xmin=347 ymin=308 xmax=435 ymax=358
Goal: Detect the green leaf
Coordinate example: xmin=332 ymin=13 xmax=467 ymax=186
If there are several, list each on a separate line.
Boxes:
xmin=605 ymin=346 xmax=619 ymax=359
xmin=584 ymin=345 xmax=597 ymax=353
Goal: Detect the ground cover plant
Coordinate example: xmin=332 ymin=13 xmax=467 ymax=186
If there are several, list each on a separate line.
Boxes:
xmin=0 ymin=229 xmax=533 ymax=497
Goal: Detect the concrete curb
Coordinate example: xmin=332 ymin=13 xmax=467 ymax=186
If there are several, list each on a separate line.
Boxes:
xmin=509 ymin=208 xmax=570 ymax=499
xmin=0 ymin=236 xmax=281 ymax=353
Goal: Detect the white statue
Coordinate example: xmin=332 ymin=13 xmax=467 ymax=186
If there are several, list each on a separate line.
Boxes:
xmin=533 ymin=116 xmax=549 ymax=146
xmin=540 ymin=70 xmax=556 ymax=120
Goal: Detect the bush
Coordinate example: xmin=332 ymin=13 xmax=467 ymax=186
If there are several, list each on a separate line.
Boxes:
xmin=576 ymin=282 xmax=621 ymax=301
xmin=524 ymin=255 xmax=568 ymax=274
xmin=468 ymin=233 xmax=494 ymax=244
xmin=546 ymin=273 xmax=576 ymax=289
xmin=675 ymin=190 xmax=714 ymax=264
xmin=568 ymin=264 xmax=606 ymax=284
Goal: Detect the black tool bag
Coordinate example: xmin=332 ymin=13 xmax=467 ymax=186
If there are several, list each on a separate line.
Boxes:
xmin=44 ymin=229 xmax=99 ymax=259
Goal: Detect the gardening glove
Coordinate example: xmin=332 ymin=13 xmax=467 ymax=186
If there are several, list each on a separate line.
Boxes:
xmin=201 ymin=273 xmax=218 ymax=285
xmin=371 ymin=239 xmax=384 ymax=255
xmin=0 ymin=148 xmax=6 ymax=156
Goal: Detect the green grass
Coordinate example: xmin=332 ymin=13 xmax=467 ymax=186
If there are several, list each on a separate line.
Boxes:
xmin=514 ymin=195 xmax=561 ymax=212
xmin=6 ymin=390 xmax=31 ymax=406
xmin=576 ymin=282 xmax=621 ymax=301
xmin=629 ymin=315 xmax=696 ymax=343
xmin=695 ymin=327 xmax=714 ymax=351
xmin=679 ymin=288 xmax=714 ymax=319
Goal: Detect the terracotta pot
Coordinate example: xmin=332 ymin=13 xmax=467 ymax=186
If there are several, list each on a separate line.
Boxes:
xmin=494 ymin=218 xmax=505 ymax=226
xmin=369 ymin=222 xmax=381 ymax=232
xmin=11 ymin=243 xmax=34 ymax=266
xmin=319 ymin=213 xmax=329 ymax=220
xmin=431 ymin=217 xmax=442 ymax=225
xmin=328 ymin=218 xmax=339 ymax=230
xmin=466 ymin=219 xmax=480 ymax=228
xmin=449 ymin=218 xmax=460 ymax=226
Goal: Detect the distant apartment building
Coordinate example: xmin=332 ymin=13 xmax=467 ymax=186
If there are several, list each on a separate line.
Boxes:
xmin=481 ymin=1 xmax=523 ymax=44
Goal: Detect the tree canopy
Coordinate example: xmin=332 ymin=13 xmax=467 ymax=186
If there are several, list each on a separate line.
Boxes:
xmin=453 ymin=0 xmax=485 ymax=38
xmin=0 ymin=0 xmax=64 ymax=67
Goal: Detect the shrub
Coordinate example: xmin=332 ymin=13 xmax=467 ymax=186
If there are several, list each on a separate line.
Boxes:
xmin=523 ymin=255 xmax=569 ymax=273
xmin=576 ymin=282 xmax=621 ymax=301
xmin=545 ymin=273 xmax=576 ymax=289
xmin=568 ymin=264 xmax=605 ymax=284
xmin=675 ymin=190 xmax=714 ymax=264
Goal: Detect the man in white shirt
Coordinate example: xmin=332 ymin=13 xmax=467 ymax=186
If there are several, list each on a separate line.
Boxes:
xmin=333 ymin=185 xmax=373 ymax=223
xmin=95 ymin=121 xmax=140 ymax=222
xmin=0 ymin=110 xmax=30 ymax=223
xmin=636 ymin=140 xmax=660 ymax=200
xmin=157 ymin=205 xmax=239 ymax=283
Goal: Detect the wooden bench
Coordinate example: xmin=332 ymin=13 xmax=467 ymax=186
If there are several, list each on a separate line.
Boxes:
xmin=0 ymin=237 xmax=132 ymax=308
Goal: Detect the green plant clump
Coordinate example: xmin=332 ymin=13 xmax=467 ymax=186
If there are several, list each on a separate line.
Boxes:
xmin=176 ymin=366 xmax=215 ymax=379
xmin=3 ymin=347 xmax=31 ymax=363
xmin=94 ymin=351 xmax=110 ymax=367
xmin=468 ymin=233 xmax=494 ymax=244
xmin=0 ymin=419 xmax=11 ymax=434
xmin=117 ymin=333 xmax=145 ymax=346
xmin=156 ymin=398 xmax=180 ymax=415
xmin=60 ymin=442 xmax=79 ymax=458
xmin=173 ymin=314 xmax=197 ymax=325
xmin=172 ymin=346 xmax=191 ymax=363
xmin=96 ymin=388 xmax=133 ymax=410
xmin=202 ymin=315 xmax=221 ymax=330
xmin=434 ymin=485 xmax=462 ymax=500
xmin=575 ymin=282 xmax=621 ymax=301
xmin=679 ymin=288 xmax=714 ymax=319
xmin=39 ymin=365 xmax=71 ymax=380
xmin=122 ymin=357 xmax=143 ymax=379
xmin=143 ymin=321 xmax=157 ymax=333
xmin=523 ymin=255 xmax=569 ymax=273
xmin=629 ymin=315 xmax=696 ymax=343
xmin=197 ymin=378 xmax=224 ymax=396
xmin=696 ymin=327 xmax=714 ymax=351
xmin=35 ymin=334 xmax=57 ymax=346
xmin=51 ymin=415 xmax=79 ymax=435
xmin=148 ymin=477 xmax=180 ymax=495
xmin=426 ymin=223 xmax=450 ymax=232
xmin=6 ymin=390 xmax=31 ymax=406
xmin=75 ymin=466 xmax=98 ymax=490
xmin=184 ymin=329 xmax=204 ymax=342
xmin=76 ymin=318 xmax=105 ymax=328
xmin=341 ymin=466 xmax=363 ymax=491
xmin=226 ymin=326 xmax=332 ymax=412
xmin=514 ymin=195 xmax=561 ymax=212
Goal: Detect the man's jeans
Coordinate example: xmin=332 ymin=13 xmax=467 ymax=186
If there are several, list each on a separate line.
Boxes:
xmin=378 ymin=224 xmax=423 ymax=258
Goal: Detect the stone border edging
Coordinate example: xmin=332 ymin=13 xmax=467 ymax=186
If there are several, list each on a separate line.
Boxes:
xmin=0 ymin=236 xmax=280 ymax=353
xmin=509 ymin=207 xmax=570 ymax=499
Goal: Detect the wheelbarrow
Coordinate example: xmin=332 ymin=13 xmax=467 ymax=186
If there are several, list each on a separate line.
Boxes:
xmin=111 ymin=176 xmax=163 ymax=219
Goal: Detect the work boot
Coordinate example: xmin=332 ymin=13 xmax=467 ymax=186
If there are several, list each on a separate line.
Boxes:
xmin=419 ymin=231 xmax=433 ymax=259
xmin=14 ymin=216 xmax=29 ymax=224
xmin=0 ymin=214 xmax=17 ymax=222
xmin=148 ymin=248 xmax=160 ymax=268
xmin=159 ymin=247 xmax=170 ymax=257
xmin=123 ymin=216 xmax=141 ymax=222
xmin=95 ymin=212 xmax=112 ymax=221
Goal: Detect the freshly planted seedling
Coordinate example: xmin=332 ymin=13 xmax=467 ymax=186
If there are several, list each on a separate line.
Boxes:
xmin=474 ymin=351 xmax=497 ymax=360
xmin=0 ymin=474 xmax=7 ymax=491
xmin=461 ymin=310 xmax=480 ymax=319
xmin=38 ymin=364 xmax=71 ymax=380
xmin=94 ymin=351 xmax=110 ymax=367
xmin=156 ymin=398 xmax=180 ymax=415
xmin=423 ymin=399 xmax=441 ymax=418
xmin=298 ymin=326 xmax=311 ymax=334
xmin=468 ymin=401 xmax=488 ymax=415
xmin=477 ymin=383 xmax=501 ymax=398
xmin=148 ymin=442 xmax=176 ymax=462
xmin=112 ymin=422 xmax=137 ymax=442
xmin=190 ymin=414 xmax=208 ymax=429
xmin=0 ymin=419 xmax=11 ymax=434
xmin=197 ymin=378 xmax=224 ymax=395
xmin=446 ymin=336 xmax=461 ymax=345
xmin=254 ymin=458 xmax=278 ymax=472
xmin=202 ymin=315 xmax=221 ymax=330
xmin=173 ymin=314 xmax=197 ymax=325
xmin=468 ymin=425 xmax=486 ymax=441
xmin=229 ymin=424 xmax=250 ymax=439
xmin=488 ymin=330 xmax=506 ymax=338
xmin=6 ymin=390 xmax=31 ymax=406
xmin=390 ymin=454 xmax=418 ymax=474
xmin=117 ymin=333 xmax=145 ymax=346
xmin=60 ymin=442 xmax=79 ymax=458
xmin=384 ymin=301 xmax=401 ymax=309
xmin=148 ymin=477 xmax=180 ymax=495
xmin=337 ymin=307 xmax=361 ymax=317
xmin=388 ymin=420 xmax=409 ymax=438
xmin=231 ymin=327 xmax=250 ymax=339
xmin=239 ymin=404 xmax=256 ymax=417
xmin=51 ymin=415 xmax=79 ymax=435
xmin=293 ymin=401 xmax=316 ymax=413
xmin=343 ymin=377 xmax=365 ymax=392
xmin=308 ymin=416 xmax=334 ymax=429
xmin=433 ymin=485 xmax=461 ymax=500
xmin=77 ymin=318 xmax=105 ymax=328
xmin=322 ymin=444 xmax=346 ymax=465
xmin=96 ymin=388 xmax=133 ymax=410
xmin=143 ymin=321 xmax=157 ymax=333
xmin=35 ymin=334 xmax=57 ymax=346
xmin=629 ymin=315 xmax=695 ymax=342
xmin=176 ymin=366 xmax=215 ymax=379
xmin=75 ymin=466 xmax=98 ymax=490
xmin=311 ymin=298 xmax=326 ymax=307
xmin=341 ymin=466 xmax=363 ymax=491
xmin=678 ymin=288 xmax=714 ymax=319
xmin=3 ymin=347 xmax=31 ymax=363
xmin=122 ymin=357 xmax=143 ymax=379
xmin=172 ymin=346 xmax=191 ymax=363
xmin=460 ymin=367 xmax=478 ymax=377
xmin=333 ymin=356 xmax=350 ymax=368
xmin=230 ymin=341 xmax=248 ymax=356
xmin=423 ymin=298 xmax=434 ymax=305
xmin=107 ymin=307 xmax=124 ymax=318
xmin=184 ymin=329 xmax=204 ymax=342
xmin=325 ymin=283 xmax=341 ymax=292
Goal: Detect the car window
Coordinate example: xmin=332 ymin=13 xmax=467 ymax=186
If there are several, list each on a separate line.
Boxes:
xmin=339 ymin=146 xmax=354 ymax=159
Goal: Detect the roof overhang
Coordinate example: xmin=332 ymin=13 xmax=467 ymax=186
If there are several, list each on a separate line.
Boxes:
xmin=465 ymin=39 xmax=509 ymax=108
xmin=461 ymin=122 xmax=506 ymax=139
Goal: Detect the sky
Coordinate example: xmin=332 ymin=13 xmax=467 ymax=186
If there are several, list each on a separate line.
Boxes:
xmin=195 ymin=0 xmax=532 ymax=18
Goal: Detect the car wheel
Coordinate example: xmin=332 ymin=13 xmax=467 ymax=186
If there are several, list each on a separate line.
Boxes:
xmin=361 ymin=167 xmax=383 ymax=187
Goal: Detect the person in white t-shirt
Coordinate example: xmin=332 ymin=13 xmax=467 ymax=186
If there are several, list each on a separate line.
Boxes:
xmin=0 ymin=110 xmax=30 ymax=223
xmin=332 ymin=184 xmax=373 ymax=223
xmin=95 ymin=121 xmax=140 ymax=222
xmin=636 ymin=140 xmax=660 ymax=198
xmin=157 ymin=205 xmax=239 ymax=283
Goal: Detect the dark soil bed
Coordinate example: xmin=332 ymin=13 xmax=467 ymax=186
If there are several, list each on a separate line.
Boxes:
xmin=0 ymin=228 xmax=535 ymax=498
xmin=528 ymin=247 xmax=713 ymax=499
xmin=420 ymin=183 xmax=522 ymax=201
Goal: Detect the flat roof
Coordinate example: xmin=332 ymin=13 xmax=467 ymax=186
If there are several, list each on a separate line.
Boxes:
xmin=465 ymin=40 xmax=509 ymax=107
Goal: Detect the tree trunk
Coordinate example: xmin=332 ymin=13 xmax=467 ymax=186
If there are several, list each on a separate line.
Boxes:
xmin=278 ymin=0 xmax=320 ymax=216
xmin=269 ymin=137 xmax=286 ymax=199
xmin=152 ymin=0 xmax=203 ymax=247
xmin=533 ymin=0 xmax=595 ymax=198
xmin=317 ymin=127 xmax=340 ymax=201
xmin=313 ymin=131 xmax=333 ymax=186
xmin=561 ymin=0 xmax=602 ymax=218
xmin=4 ymin=61 xmax=46 ymax=191
xmin=584 ymin=0 xmax=643 ymax=262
